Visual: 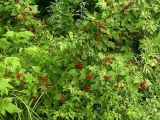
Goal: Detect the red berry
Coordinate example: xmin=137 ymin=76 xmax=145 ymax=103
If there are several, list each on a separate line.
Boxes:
xmin=29 ymin=27 xmax=34 ymax=33
xmin=14 ymin=15 xmax=19 ymax=21
xmin=60 ymin=96 xmax=65 ymax=104
xmin=45 ymin=84 xmax=49 ymax=89
xmin=16 ymin=73 xmax=23 ymax=79
xmin=21 ymin=11 xmax=25 ymax=16
xmin=40 ymin=76 xmax=48 ymax=82
xmin=83 ymin=27 xmax=88 ymax=32
xmin=122 ymin=6 xmax=129 ymax=11
xmin=104 ymin=57 xmax=112 ymax=63
xmin=75 ymin=63 xmax=83 ymax=69
xmin=83 ymin=85 xmax=90 ymax=92
xmin=139 ymin=82 xmax=146 ymax=91
xmin=86 ymin=74 xmax=93 ymax=79
xmin=24 ymin=5 xmax=28 ymax=9
xmin=99 ymin=24 xmax=105 ymax=29
xmin=109 ymin=13 xmax=114 ymax=17
xmin=31 ymin=95 xmax=37 ymax=100
xmin=111 ymin=3 xmax=114 ymax=8
xmin=38 ymin=82 xmax=43 ymax=87
xmin=103 ymin=75 xmax=109 ymax=81
xmin=95 ymin=33 xmax=101 ymax=37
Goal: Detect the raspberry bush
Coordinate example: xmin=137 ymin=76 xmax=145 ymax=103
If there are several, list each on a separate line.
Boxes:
xmin=0 ymin=0 xmax=160 ymax=119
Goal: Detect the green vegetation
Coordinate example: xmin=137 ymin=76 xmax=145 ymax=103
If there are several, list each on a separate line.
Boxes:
xmin=0 ymin=0 xmax=160 ymax=119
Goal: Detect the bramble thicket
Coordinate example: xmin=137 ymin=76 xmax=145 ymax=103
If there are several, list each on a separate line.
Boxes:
xmin=0 ymin=0 xmax=160 ymax=119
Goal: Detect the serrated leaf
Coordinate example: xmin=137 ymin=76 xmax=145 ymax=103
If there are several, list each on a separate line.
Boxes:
xmin=4 ymin=31 xmax=14 ymax=38
xmin=96 ymin=0 xmax=106 ymax=9
xmin=0 ymin=38 xmax=10 ymax=49
xmin=68 ymin=69 xmax=77 ymax=76
xmin=112 ymin=32 xmax=119 ymax=40
xmin=31 ymin=66 xmax=41 ymax=73
xmin=5 ymin=103 xmax=22 ymax=114
xmin=16 ymin=31 xmax=34 ymax=39
xmin=101 ymin=29 xmax=110 ymax=34
xmin=79 ymin=69 xmax=86 ymax=80
xmin=0 ymin=78 xmax=13 ymax=96
xmin=54 ymin=93 xmax=61 ymax=100
xmin=30 ymin=5 xmax=39 ymax=14
xmin=4 ymin=57 xmax=21 ymax=72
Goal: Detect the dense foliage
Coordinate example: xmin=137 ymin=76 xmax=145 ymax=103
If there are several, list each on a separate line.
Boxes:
xmin=0 ymin=0 xmax=160 ymax=119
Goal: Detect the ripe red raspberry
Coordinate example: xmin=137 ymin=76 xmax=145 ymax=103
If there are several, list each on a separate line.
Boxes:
xmin=75 ymin=63 xmax=83 ymax=69
xmin=31 ymin=95 xmax=37 ymax=100
xmin=40 ymin=76 xmax=48 ymax=82
xmin=122 ymin=5 xmax=129 ymax=11
xmin=29 ymin=27 xmax=34 ymax=33
xmin=98 ymin=24 xmax=105 ymax=29
xmin=95 ymin=33 xmax=101 ymax=37
xmin=139 ymin=82 xmax=146 ymax=91
xmin=16 ymin=73 xmax=23 ymax=79
xmin=86 ymin=74 xmax=93 ymax=79
xmin=103 ymin=75 xmax=109 ymax=81
xmin=83 ymin=85 xmax=90 ymax=92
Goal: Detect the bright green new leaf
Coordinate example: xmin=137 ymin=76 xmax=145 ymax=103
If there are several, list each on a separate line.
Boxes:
xmin=0 ymin=78 xmax=13 ymax=96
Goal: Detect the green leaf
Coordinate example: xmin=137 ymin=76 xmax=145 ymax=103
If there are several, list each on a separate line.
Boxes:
xmin=16 ymin=31 xmax=34 ymax=40
xmin=31 ymin=66 xmax=41 ymax=73
xmin=4 ymin=57 xmax=21 ymax=72
xmin=5 ymin=103 xmax=22 ymax=114
xmin=79 ymin=69 xmax=86 ymax=80
xmin=112 ymin=32 xmax=119 ymax=40
xmin=68 ymin=69 xmax=77 ymax=76
xmin=96 ymin=0 xmax=106 ymax=9
xmin=0 ymin=38 xmax=10 ymax=49
xmin=30 ymin=5 xmax=39 ymax=14
xmin=101 ymin=29 xmax=111 ymax=35
xmin=4 ymin=31 xmax=14 ymax=38
xmin=54 ymin=93 xmax=61 ymax=100
xmin=0 ymin=78 xmax=13 ymax=96
xmin=0 ymin=98 xmax=21 ymax=115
